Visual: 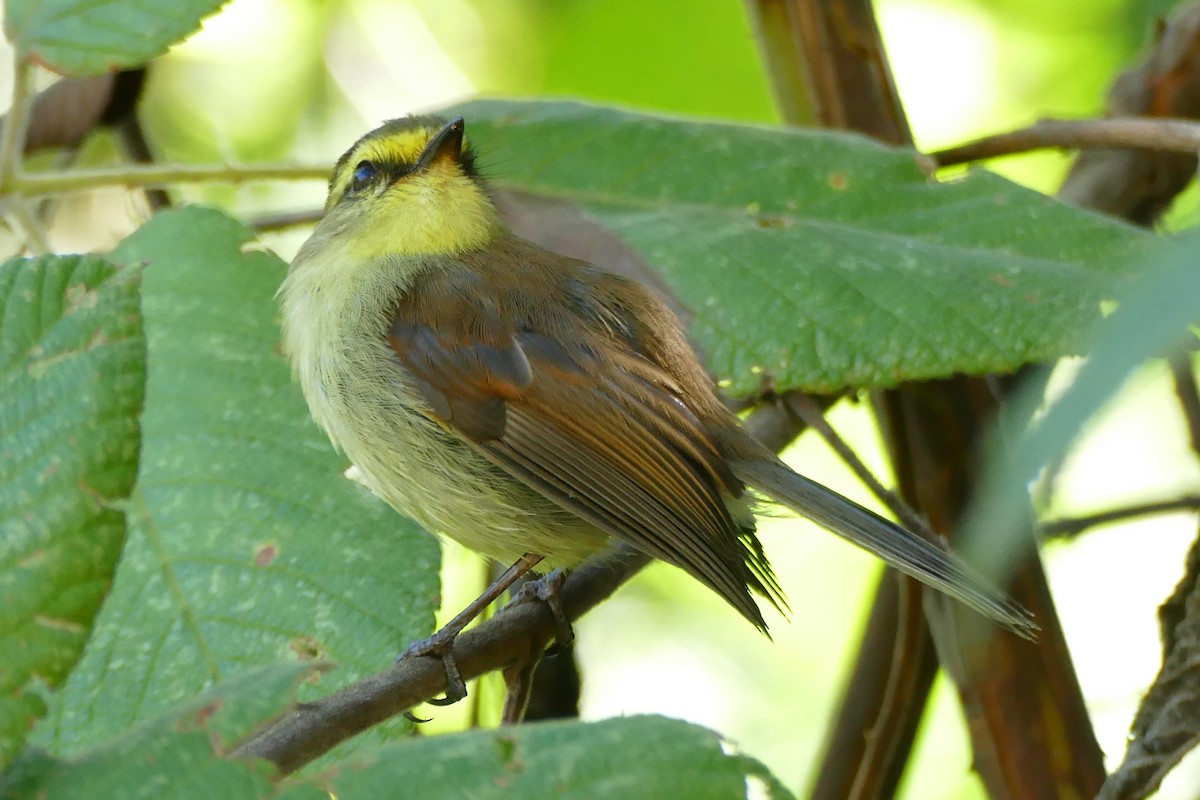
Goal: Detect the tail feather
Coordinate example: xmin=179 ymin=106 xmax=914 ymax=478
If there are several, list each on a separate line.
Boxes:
xmin=733 ymin=457 xmax=1036 ymax=637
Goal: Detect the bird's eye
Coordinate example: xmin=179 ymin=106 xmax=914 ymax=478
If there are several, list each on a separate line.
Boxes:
xmin=349 ymin=160 xmax=377 ymax=192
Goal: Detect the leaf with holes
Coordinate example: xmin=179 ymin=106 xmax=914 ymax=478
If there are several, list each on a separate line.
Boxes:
xmin=0 ymin=255 xmax=144 ymax=770
xmin=34 ymin=207 xmax=439 ymax=757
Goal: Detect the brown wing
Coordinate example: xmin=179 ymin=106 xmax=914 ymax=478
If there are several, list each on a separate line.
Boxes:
xmin=386 ymin=242 xmax=782 ymax=629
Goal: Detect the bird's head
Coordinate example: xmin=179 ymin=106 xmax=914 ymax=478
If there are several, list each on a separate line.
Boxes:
xmin=319 ymin=115 xmax=502 ymax=259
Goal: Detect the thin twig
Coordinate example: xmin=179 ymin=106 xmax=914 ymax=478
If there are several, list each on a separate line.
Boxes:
xmin=248 ymin=208 xmax=324 ymax=233
xmin=4 ymin=162 xmax=328 ymax=198
xmin=1042 ymin=495 xmax=1200 ymax=538
xmin=931 ymin=117 xmax=1200 ymax=168
xmin=5 ymin=201 xmax=51 ymax=254
xmin=1170 ymin=356 xmax=1200 ymax=459
xmin=784 ymin=391 xmax=926 ymax=536
xmin=0 ymin=56 xmax=34 ymax=190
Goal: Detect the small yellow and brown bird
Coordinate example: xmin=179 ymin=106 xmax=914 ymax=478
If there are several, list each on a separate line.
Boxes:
xmin=280 ymin=115 xmax=1031 ymax=704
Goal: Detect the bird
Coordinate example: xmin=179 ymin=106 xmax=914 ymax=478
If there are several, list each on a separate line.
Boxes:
xmin=279 ymin=113 xmax=1033 ymax=707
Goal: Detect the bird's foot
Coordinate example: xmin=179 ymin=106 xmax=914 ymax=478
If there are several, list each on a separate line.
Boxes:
xmin=397 ymin=552 xmax=546 ymax=722
xmin=505 ymin=568 xmax=573 ymax=649
xmin=397 ymin=627 xmax=468 ymax=710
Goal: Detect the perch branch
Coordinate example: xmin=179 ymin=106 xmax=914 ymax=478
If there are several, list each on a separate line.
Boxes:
xmin=234 ymin=545 xmax=651 ymax=774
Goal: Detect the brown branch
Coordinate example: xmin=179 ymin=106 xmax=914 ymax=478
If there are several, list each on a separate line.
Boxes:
xmin=931 ymin=117 xmax=1200 ymax=168
xmin=748 ymin=2 xmax=1105 ymax=793
xmin=743 ymin=4 xmax=936 ymax=797
xmin=1057 ymin=3 xmax=1200 ymax=227
xmin=749 ymin=5 xmax=1097 ymax=797
xmin=743 ymin=0 xmax=817 ymax=127
xmin=810 ymin=573 xmax=937 ymax=800
xmin=1043 ymin=496 xmax=1200 ymax=539
xmin=882 ymin=376 xmax=1105 ymax=797
xmin=233 ymin=544 xmax=651 ymax=774
xmin=744 ymin=0 xmax=912 ymax=143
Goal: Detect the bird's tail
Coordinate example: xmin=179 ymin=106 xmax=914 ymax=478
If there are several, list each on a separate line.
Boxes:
xmin=732 ymin=456 xmax=1036 ymax=637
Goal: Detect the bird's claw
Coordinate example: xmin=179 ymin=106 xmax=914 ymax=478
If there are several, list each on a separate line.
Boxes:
xmin=393 ymin=555 xmax=558 ymax=722
xmin=397 ymin=630 xmax=468 ymax=719
xmin=506 ymin=568 xmax=573 ymax=649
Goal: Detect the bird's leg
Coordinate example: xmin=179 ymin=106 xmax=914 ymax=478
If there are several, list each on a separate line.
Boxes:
xmin=399 ymin=552 xmax=544 ymax=707
xmin=505 ymin=568 xmax=573 ymax=649
xmin=499 ymin=634 xmax=547 ymax=725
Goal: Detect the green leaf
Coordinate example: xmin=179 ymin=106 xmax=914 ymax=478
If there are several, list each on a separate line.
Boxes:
xmin=1 ymin=663 xmax=326 ymax=800
xmin=36 ymin=207 xmax=439 ymax=756
xmin=4 ymin=0 xmax=228 ymax=76
xmin=0 ymin=255 xmax=144 ymax=770
xmin=962 ymin=232 xmax=1200 ymax=573
xmin=453 ymin=99 xmax=1153 ymax=394
xmin=320 ymin=715 xmax=794 ymax=800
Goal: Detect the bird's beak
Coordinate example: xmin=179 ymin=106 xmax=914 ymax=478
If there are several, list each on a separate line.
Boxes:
xmin=416 ymin=117 xmax=465 ymax=172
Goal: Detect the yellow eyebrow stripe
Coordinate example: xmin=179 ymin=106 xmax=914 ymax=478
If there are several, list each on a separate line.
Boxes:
xmin=327 ymin=123 xmax=473 ymax=207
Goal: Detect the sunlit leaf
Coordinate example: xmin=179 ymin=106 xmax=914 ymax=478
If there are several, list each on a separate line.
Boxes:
xmin=5 ymin=0 xmax=228 ymax=76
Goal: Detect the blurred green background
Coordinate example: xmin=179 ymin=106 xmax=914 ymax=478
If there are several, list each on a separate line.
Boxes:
xmin=33 ymin=0 xmax=1200 ymax=796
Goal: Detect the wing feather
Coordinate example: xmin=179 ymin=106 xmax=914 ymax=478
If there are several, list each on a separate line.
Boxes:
xmin=498 ymin=394 xmax=755 ymax=616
